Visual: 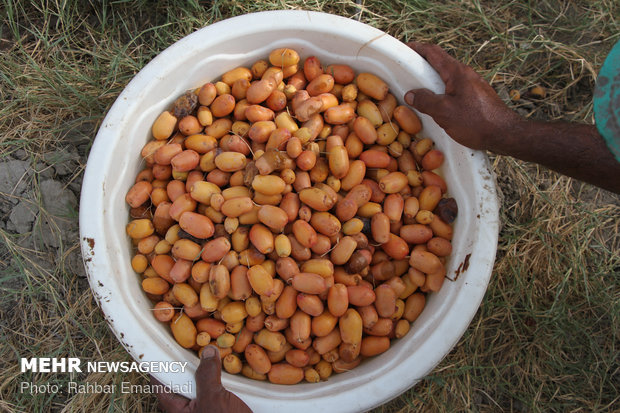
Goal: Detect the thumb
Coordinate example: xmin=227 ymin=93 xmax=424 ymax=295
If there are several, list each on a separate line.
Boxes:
xmin=151 ymin=375 xmax=191 ymax=412
xmin=404 ymin=88 xmax=444 ymax=117
xmin=195 ymin=345 xmax=224 ymax=400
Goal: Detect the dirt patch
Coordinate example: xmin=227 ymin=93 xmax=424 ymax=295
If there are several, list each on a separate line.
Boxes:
xmin=0 ymin=152 xmax=85 ymax=278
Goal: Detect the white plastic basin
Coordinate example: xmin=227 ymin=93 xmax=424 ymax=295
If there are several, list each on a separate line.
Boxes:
xmin=80 ymin=10 xmax=499 ymax=412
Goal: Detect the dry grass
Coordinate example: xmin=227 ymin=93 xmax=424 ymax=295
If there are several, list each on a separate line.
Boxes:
xmin=0 ymin=0 xmax=618 ymax=412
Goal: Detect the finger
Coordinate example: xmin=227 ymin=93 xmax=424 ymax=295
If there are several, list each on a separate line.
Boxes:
xmin=406 ymin=41 xmax=460 ymax=84
xmin=195 ymin=345 xmax=224 ymax=402
xmin=404 ymin=88 xmax=445 ymax=117
xmin=150 ymin=376 xmax=191 ymax=413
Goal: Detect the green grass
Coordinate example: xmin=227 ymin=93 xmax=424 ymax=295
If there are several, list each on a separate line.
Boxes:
xmin=0 ymin=0 xmax=618 ymax=412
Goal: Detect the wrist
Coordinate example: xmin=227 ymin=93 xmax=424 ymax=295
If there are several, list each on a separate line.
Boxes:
xmin=482 ymin=112 xmax=529 ymax=155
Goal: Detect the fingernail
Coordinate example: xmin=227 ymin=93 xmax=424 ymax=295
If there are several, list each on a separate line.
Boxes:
xmin=405 ymin=92 xmax=414 ymax=106
xmin=201 ymin=345 xmax=217 ymax=360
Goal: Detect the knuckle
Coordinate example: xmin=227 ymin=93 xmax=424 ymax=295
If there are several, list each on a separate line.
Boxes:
xmin=427 ymin=43 xmax=447 ymax=58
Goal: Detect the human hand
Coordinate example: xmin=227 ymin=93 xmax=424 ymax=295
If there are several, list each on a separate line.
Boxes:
xmin=153 ymin=345 xmax=252 ymax=413
xmin=404 ymin=41 xmax=521 ymax=151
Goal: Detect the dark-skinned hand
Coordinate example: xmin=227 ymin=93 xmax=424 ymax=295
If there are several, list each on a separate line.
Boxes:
xmin=152 ymin=345 xmax=253 ymax=413
xmin=404 ymin=41 xmax=620 ymax=193
xmin=404 ymin=41 xmax=521 ymax=151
